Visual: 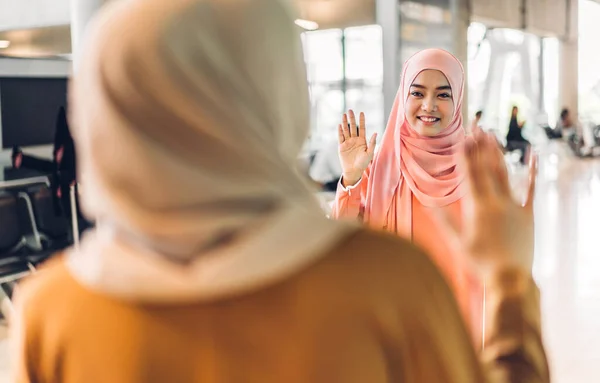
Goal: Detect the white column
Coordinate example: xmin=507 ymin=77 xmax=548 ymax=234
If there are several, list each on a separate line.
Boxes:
xmin=70 ymin=0 xmax=110 ymax=67
xmin=377 ymin=0 xmax=400 ymax=121
xmin=558 ymin=0 xmax=578 ymax=117
xmin=451 ymin=0 xmax=470 ymax=123
xmin=377 ymin=0 xmax=471 ymax=122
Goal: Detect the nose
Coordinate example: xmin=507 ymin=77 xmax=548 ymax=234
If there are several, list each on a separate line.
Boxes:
xmin=421 ymin=97 xmax=438 ymax=113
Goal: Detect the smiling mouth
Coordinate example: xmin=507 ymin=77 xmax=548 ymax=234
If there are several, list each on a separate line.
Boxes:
xmin=417 ymin=116 xmax=440 ymax=123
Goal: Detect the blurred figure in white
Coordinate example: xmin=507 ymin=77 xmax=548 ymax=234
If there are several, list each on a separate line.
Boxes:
xmin=309 ymin=135 xmax=343 ymax=192
xmin=467 ymin=110 xmax=483 ymax=136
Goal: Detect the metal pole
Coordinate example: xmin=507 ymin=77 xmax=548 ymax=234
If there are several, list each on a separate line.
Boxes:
xmin=341 ymin=29 xmax=347 ymax=112
xmin=538 ymin=37 xmax=545 ymax=115
xmin=70 ymin=184 xmax=80 ymax=249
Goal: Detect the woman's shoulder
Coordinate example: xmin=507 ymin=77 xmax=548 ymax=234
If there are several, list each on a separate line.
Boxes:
xmin=19 ymin=254 xmax=69 ymax=288
xmin=330 ymin=229 xmax=417 ymax=258
xmin=306 ymin=228 xmax=451 ymax=295
xmin=15 ymin=255 xmax=79 ymax=317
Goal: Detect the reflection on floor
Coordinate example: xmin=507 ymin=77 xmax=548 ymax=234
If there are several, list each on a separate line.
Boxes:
xmin=0 ymin=324 xmax=8 ymax=382
xmin=0 ymin=141 xmax=597 ymax=381
xmin=533 ymin=141 xmax=600 ymax=383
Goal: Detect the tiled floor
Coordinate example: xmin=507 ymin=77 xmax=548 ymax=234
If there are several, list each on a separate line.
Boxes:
xmin=532 ymin=141 xmax=600 ymax=382
xmin=0 ymin=141 xmax=597 ymax=382
xmin=0 ymin=323 xmax=9 ymax=382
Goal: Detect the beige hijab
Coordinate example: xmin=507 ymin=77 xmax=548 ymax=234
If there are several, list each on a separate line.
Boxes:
xmin=66 ymin=0 xmax=352 ymax=302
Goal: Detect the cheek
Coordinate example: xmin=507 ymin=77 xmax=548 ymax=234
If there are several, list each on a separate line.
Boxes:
xmin=441 ymin=102 xmax=455 ymax=121
xmin=404 ymin=99 xmax=420 ymax=119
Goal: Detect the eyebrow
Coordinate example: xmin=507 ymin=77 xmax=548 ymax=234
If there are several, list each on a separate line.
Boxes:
xmin=410 ymin=84 xmax=452 ymax=91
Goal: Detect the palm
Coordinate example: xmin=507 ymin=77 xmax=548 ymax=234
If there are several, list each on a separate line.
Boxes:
xmin=337 ymin=110 xmax=377 ymax=179
xmin=340 ymin=136 xmax=371 ymax=174
xmin=464 ymin=199 xmax=534 ymax=271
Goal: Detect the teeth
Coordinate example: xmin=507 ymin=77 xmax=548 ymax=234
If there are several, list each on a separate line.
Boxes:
xmin=420 ymin=117 xmax=438 ymax=122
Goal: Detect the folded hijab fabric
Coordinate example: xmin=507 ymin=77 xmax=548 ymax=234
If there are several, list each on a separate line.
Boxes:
xmin=65 ymin=0 xmax=353 ymax=302
xmin=365 ymin=48 xmax=467 ymax=234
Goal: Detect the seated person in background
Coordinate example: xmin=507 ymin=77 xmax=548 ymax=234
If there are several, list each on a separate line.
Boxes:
xmin=505 ymin=105 xmax=530 ymax=164
xmin=309 ymin=136 xmax=343 ymax=192
xmin=467 ymin=110 xmax=483 ymax=136
xmin=556 ymin=107 xmax=575 ymax=140
xmin=10 ymin=1 xmax=548 ymax=382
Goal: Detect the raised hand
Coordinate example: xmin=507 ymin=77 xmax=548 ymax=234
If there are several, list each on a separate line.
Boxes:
xmin=440 ymin=132 xmax=537 ymax=276
xmin=338 ymin=110 xmax=377 ymax=186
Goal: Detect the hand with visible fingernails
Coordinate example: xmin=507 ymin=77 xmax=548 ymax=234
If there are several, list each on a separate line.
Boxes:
xmin=337 ymin=110 xmax=377 ymax=187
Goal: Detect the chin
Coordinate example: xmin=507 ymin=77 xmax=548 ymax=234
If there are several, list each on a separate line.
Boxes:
xmin=415 ymin=124 xmax=444 ymax=137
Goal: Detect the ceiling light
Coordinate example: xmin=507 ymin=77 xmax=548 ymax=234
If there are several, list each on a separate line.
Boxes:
xmin=0 ymin=40 xmax=10 ymax=49
xmin=295 ymin=19 xmax=319 ymax=31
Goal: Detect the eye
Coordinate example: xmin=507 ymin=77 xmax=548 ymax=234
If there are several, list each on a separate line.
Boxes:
xmin=438 ymin=92 xmax=452 ymax=99
xmin=410 ymin=91 xmax=423 ymax=98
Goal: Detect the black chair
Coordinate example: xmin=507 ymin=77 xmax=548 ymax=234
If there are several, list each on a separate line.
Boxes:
xmin=543 ymin=125 xmax=562 ymax=139
xmin=21 ymin=186 xmax=71 ymax=265
xmin=31 ymin=186 xmax=69 ymax=240
xmin=593 ymin=125 xmax=600 ymax=146
xmin=0 ymin=192 xmax=34 ymax=300
xmin=0 ymin=192 xmax=25 ymax=254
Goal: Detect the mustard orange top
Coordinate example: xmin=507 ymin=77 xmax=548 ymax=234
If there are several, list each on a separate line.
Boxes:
xmin=11 ymin=230 xmax=548 ymax=383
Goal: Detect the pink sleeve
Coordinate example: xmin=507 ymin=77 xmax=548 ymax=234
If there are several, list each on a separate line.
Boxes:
xmin=330 ymin=166 xmax=370 ymax=221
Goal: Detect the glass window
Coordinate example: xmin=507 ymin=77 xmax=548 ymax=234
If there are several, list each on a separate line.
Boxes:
xmin=303 ymin=29 xmax=343 ymax=83
xmin=579 ymin=0 xmax=600 ymax=123
xmin=542 ymin=38 xmax=559 ymax=127
xmin=345 ymin=25 xmax=384 ymax=83
xmin=467 ymin=25 xmax=543 ymax=138
xmin=302 ymin=25 xmax=384 ymax=152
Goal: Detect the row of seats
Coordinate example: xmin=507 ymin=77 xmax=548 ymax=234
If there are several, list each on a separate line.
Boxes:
xmin=0 ymin=185 xmax=72 ymax=290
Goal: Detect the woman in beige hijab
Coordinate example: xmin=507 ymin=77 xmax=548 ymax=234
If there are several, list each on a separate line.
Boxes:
xmin=10 ymin=0 xmax=548 ymax=382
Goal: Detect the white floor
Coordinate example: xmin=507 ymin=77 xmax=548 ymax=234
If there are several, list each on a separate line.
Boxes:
xmin=532 ymin=141 xmax=600 ymax=382
xmin=0 ymin=141 xmax=597 ymax=382
xmin=0 ymin=324 xmax=9 ymax=382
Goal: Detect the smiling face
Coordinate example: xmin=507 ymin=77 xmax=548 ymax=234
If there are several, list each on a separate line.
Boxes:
xmin=405 ymin=69 xmax=455 ymax=136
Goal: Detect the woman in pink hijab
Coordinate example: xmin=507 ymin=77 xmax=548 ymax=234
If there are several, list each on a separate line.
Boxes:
xmin=332 ymin=48 xmax=482 ymax=342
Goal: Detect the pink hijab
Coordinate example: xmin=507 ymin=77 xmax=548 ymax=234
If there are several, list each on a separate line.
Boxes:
xmin=365 ymin=49 xmax=467 ymax=233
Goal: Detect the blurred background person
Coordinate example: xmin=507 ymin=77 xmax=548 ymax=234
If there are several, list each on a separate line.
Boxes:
xmin=309 ymin=135 xmax=343 ymax=192
xmin=467 ymin=110 xmax=483 ymax=135
xmin=505 ymin=105 xmax=530 ymax=164
xmin=556 ymin=107 xmax=575 ymax=139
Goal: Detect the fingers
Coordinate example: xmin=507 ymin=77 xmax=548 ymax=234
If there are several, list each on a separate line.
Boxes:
xmin=342 ymin=113 xmax=350 ymax=138
xmin=461 ymin=139 xmax=478 ymax=195
xmin=524 ymin=152 xmax=537 ymax=209
xmin=488 ymin=134 xmax=511 ymax=196
xmin=463 ymin=138 xmax=486 ymax=197
xmin=359 ymin=112 xmax=366 ymax=140
xmin=472 ymin=125 xmax=485 ymax=141
xmin=338 ymin=124 xmax=346 ymax=144
xmin=348 ymin=110 xmax=358 ymax=138
xmin=342 ymin=110 xmax=366 ymax=140
xmin=464 ymin=134 xmax=496 ymax=199
xmin=367 ymin=133 xmax=377 ymax=157
xmin=478 ymin=133 xmax=502 ymax=197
